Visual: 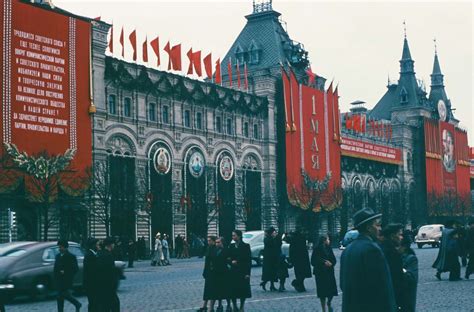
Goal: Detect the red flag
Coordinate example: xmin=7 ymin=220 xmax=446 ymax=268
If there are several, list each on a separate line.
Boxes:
xmin=236 ymin=60 xmax=241 ymax=89
xmin=227 ymin=58 xmax=232 ymax=87
xmin=345 ymin=113 xmax=351 ymax=130
xmin=353 ymin=115 xmax=361 ymax=132
xmin=192 ymin=50 xmax=202 ymax=77
xmin=108 ymin=25 xmax=113 ymax=54
xmin=150 ymin=37 xmax=160 ymax=66
xmin=215 ymin=58 xmax=222 ymax=85
xmin=142 ymin=37 xmax=148 ymax=63
xmin=164 ymin=41 xmax=171 ymax=70
xmin=306 ymin=67 xmax=316 ymax=86
xmin=244 ymin=62 xmax=249 ymax=91
xmin=129 ymin=30 xmax=137 ymax=61
xmin=119 ymin=27 xmax=124 ymax=57
xmin=203 ymin=53 xmax=212 ymax=79
xmin=186 ymin=48 xmax=194 ymax=75
xmin=170 ymin=44 xmax=182 ymax=71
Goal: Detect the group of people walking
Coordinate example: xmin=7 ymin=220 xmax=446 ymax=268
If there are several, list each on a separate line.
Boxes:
xmin=55 ymin=238 xmax=121 ymax=312
xmin=151 ymin=233 xmax=172 ymax=266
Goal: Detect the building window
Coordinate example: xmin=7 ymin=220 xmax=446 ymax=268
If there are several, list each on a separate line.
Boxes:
xmin=124 ymin=97 xmax=132 ymax=117
xmin=148 ymin=103 xmax=156 ymax=121
xmin=400 ymin=87 xmax=408 ymax=104
xmin=253 ymin=124 xmax=259 ymax=139
xmin=108 ymin=94 xmax=116 ymax=115
xmin=162 ymin=105 xmax=169 ymax=124
xmin=243 ymin=122 xmax=249 ymax=138
xmin=226 ymin=118 xmax=233 ymax=135
xmin=184 ymin=110 xmax=191 ymax=128
xmin=196 ymin=112 xmax=203 ymax=130
xmin=215 ymin=116 xmax=222 ymax=133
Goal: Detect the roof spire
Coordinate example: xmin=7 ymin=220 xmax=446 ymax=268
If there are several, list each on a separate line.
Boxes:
xmin=403 ymin=20 xmax=407 ymax=39
xmin=433 ymin=37 xmax=438 ymax=55
xmin=430 ymin=40 xmax=444 ymax=87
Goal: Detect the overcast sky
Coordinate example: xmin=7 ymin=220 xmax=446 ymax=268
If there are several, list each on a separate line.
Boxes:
xmin=55 ymin=0 xmax=473 ymax=144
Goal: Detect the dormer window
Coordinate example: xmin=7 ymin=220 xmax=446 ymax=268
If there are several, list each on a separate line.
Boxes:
xmin=248 ymin=42 xmax=260 ymax=64
xmin=400 ymin=87 xmax=408 ymax=104
xmin=235 ymin=46 xmax=245 ymax=65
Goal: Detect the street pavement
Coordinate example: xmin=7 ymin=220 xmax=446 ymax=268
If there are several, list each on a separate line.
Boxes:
xmin=5 ymin=246 xmax=474 ymax=311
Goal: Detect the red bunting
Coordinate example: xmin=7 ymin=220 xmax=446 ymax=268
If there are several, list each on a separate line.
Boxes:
xmin=170 ymin=44 xmax=182 ymax=71
xmin=129 ymin=30 xmax=137 ymax=61
xmin=306 ymin=67 xmax=316 ymax=86
xmin=244 ymin=62 xmax=249 ymax=91
xmin=236 ymin=60 xmax=241 ymax=89
xmin=214 ymin=58 xmax=222 ymax=85
xmin=119 ymin=27 xmax=124 ymax=57
xmin=108 ymin=25 xmax=113 ymax=54
xmin=192 ymin=50 xmax=202 ymax=77
xmin=186 ymin=48 xmax=194 ymax=75
xmin=227 ymin=58 xmax=233 ymax=87
xmin=164 ymin=41 xmax=171 ymax=70
xmin=150 ymin=37 xmax=160 ymax=66
xmin=142 ymin=37 xmax=148 ymax=63
xmin=203 ymin=53 xmax=212 ymax=79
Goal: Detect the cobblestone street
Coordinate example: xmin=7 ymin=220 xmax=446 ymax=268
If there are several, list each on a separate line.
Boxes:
xmin=5 ymin=246 xmax=474 ymax=312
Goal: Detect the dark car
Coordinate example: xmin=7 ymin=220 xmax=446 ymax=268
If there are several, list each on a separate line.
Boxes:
xmin=0 ymin=241 xmax=126 ymax=300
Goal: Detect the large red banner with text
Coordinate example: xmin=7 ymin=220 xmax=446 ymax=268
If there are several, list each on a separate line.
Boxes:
xmin=340 ymin=137 xmax=402 ymax=165
xmin=282 ymin=69 xmax=341 ymax=212
xmin=424 ymin=118 xmax=471 ymax=216
xmin=0 ymin=0 xmax=92 ymax=198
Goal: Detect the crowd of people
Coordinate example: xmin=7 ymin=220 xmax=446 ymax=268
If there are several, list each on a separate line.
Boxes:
xmin=196 ymin=210 xmax=474 ymax=312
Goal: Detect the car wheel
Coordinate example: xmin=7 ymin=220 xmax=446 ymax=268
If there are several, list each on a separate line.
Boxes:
xmin=417 ymin=243 xmax=423 ymax=249
xmin=31 ymin=276 xmax=51 ymax=300
xmin=431 ymin=243 xmax=437 ymax=248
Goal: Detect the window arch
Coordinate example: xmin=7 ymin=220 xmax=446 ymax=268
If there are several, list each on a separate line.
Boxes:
xmin=400 ymin=87 xmax=408 ymax=104
xmin=124 ymin=97 xmax=132 ymax=117
xmin=108 ymin=94 xmax=116 ymax=115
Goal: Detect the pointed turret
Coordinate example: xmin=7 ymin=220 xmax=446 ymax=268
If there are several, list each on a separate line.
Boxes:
xmin=400 ymin=38 xmax=415 ymax=74
xmin=430 ymin=51 xmax=444 ymax=87
xmin=429 ymin=46 xmax=452 ymax=119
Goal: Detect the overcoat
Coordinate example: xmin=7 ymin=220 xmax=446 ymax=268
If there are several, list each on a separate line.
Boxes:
xmin=465 ymin=227 xmax=474 ymax=277
xmin=53 ymin=251 xmax=79 ymax=291
xmin=311 ymin=244 xmax=338 ymax=298
xmin=228 ymin=241 xmax=252 ymax=299
xmin=203 ymin=246 xmax=230 ymax=300
xmin=289 ymin=232 xmax=311 ymax=280
xmin=432 ymin=227 xmax=454 ymax=272
xmin=340 ymin=235 xmax=397 ymax=312
xmin=83 ymin=249 xmax=99 ymax=295
xmin=400 ymin=249 xmax=418 ymax=312
xmin=381 ymin=240 xmax=404 ymax=308
xmin=262 ymin=236 xmax=280 ymax=282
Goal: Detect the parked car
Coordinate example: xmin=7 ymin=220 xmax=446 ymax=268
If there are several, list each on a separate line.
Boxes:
xmin=339 ymin=230 xmax=359 ymax=250
xmin=415 ymin=224 xmax=443 ymax=248
xmin=0 ymin=241 xmax=126 ymax=300
xmin=242 ymin=231 xmax=290 ymax=266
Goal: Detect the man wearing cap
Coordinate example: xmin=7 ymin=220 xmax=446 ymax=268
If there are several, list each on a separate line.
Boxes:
xmin=97 ymin=237 xmax=120 ymax=312
xmin=54 ymin=239 xmax=82 ymax=312
xmin=340 ymin=208 xmax=396 ymax=312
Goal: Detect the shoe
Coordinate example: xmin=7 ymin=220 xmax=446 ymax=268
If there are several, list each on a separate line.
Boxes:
xmin=278 ymin=284 xmax=286 ymax=292
xmin=260 ymin=281 xmax=267 ymax=291
xmin=269 ymin=284 xmax=277 ymax=291
xmin=435 ymin=272 xmax=441 ymax=280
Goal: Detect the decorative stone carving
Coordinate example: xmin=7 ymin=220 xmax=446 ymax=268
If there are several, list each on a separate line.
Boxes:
xmin=105 ymin=135 xmax=135 ymax=156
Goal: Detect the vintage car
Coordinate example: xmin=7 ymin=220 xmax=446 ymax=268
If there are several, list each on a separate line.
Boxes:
xmin=415 ymin=224 xmax=444 ymax=248
xmin=0 ymin=241 xmax=126 ymax=300
xmin=242 ymin=231 xmax=290 ymax=265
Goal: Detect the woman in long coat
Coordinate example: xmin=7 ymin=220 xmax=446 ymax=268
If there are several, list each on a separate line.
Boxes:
xmin=198 ymin=236 xmax=217 ymax=312
xmin=152 ymin=233 xmax=164 ymax=266
xmin=228 ymin=230 xmax=251 ymax=312
xmin=289 ymin=229 xmax=312 ymax=292
xmin=261 ymin=227 xmax=280 ymax=291
xmin=311 ymin=235 xmax=338 ymax=312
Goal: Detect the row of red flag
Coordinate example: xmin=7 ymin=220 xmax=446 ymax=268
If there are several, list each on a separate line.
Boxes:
xmin=107 ymin=26 xmax=250 ymax=90
xmin=344 ymin=114 xmax=393 ymax=140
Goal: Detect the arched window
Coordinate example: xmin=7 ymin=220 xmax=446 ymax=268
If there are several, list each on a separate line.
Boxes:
xmin=124 ymin=97 xmax=132 ymax=117
xmin=148 ymin=103 xmax=156 ymax=121
xmin=243 ymin=122 xmax=249 ymax=138
xmin=249 ymin=42 xmax=260 ymax=64
xmin=184 ymin=110 xmax=191 ymax=128
xmin=108 ymin=94 xmax=116 ymax=115
xmin=162 ymin=105 xmax=169 ymax=124
xmin=400 ymin=87 xmax=408 ymax=104
xmin=253 ymin=123 xmax=259 ymax=139
xmin=196 ymin=112 xmax=203 ymax=130
xmin=226 ymin=118 xmax=233 ymax=135
xmin=235 ymin=45 xmax=244 ymax=64
xmin=215 ymin=116 xmax=222 ymax=133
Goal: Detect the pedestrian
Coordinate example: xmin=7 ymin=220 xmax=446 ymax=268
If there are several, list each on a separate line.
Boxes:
xmin=175 ymin=234 xmax=184 ymax=258
xmin=381 ymin=223 xmax=404 ymax=309
xmin=433 ymin=220 xmax=455 ymax=280
xmin=260 ymin=227 xmax=279 ymax=292
xmin=213 ymin=237 xmax=232 ymax=312
xmin=96 ymin=237 xmax=120 ymax=312
xmin=340 ymin=208 xmax=396 ymax=312
xmin=198 ymin=236 xmax=217 ymax=312
xmin=276 ymin=253 xmax=290 ymax=292
xmin=152 ymin=233 xmax=164 ymax=266
xmin=465 ymin=219 xmax=474 ymax=279
xmin=311 ymin=235 xmax=338 ymax=312
xmin=162 ymin=234 xmax=171 ymax=265
xmin=183 ymin=238 xmax=190 ymax=258
xmin=288 ymin=229 xmax=311 ymax=292
xmin=127 ymin=239 xmax=136 ymax=268
xmin=83 ymin=238 xmax=100 ymax=312
xmin=0 ymin=295 xmax=4 ymax=312
xmin=54 ymin=239 xmax=82 ymax=312
xmin=446 ymin=230 xmax=461 ymax=281
xmin=400 ymin=231 xmax=418 ymax=312
xmin=228 ymin=230 xmax=251 ymax=312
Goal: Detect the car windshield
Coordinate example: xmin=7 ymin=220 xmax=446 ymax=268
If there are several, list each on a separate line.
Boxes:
xmin=243 ymin=234 xmax=254 ymax=240
xmin=2 ymin=249 xmax=27 ymax=257
xmin=420 ymin=226 xmax=433 ymax=231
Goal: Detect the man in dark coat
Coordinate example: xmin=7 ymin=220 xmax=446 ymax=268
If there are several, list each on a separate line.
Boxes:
xmin=228 ymin=230 xmax=251 ymax=312
xmin=83 ymin=238 xmax=100 ymax=312
xmin=54 ymin=239 xmax=82 ymax=312
xmin=400 ymin=231 xmax=418 ymax=312
xmin=96 ymin=237 xmax=120 ymax=312
xmin=381 ymin=223 xmax=405 ymax=309
xmin=433 ymin=221 xmax=455 ymax=280
xmin=465 ymin=219 xmax=474 ymax=279
xmin=446 ymin=230 xmax=461 ymax=281
xmin=261 ymin=227 xmax=280 ymax=291
xmin=289 ymin=229 xmax=311 ymax=292
xmin=127 ymin=239 xmax=136 ymax=268
xmin=340 ymin=208 xmax=396 ymax=312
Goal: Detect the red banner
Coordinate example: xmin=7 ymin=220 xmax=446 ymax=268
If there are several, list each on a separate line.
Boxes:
xmin=340 ymin=137 xmax=402 ymax=164
xmin=470 ymin=147 xmax=474 ymax=178
xmin=424 ymin=118 xmax=471 ymax=216
xmin=282 ymin=68 xmax=341 ymax=211
xmin=0 ymin=0 xmax=92 ymax=197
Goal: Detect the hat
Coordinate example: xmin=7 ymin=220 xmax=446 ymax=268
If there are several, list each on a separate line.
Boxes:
xmin=57 ymin=239 xmax=69 ymax=248
xmin=353 ymin=208 xmax=381 ymax=229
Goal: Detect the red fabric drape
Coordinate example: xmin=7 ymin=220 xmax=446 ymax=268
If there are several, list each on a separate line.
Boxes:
xmin=129 ymin=29 xmax=137 ymax=61
xmin=150 ymin=37 xmax=160 ymax=66
xmin=119 ymin=27 xmax=124 ymax=57
xmin=108 ymin=25 xmax=113 ymax=53
xmin=142 ymin=37 xmax=148 ymax=63
xmin=214 ymin=58 xmax=222 ymax=85
xmin=203 ymin=53 xmax=212 ymax=79
xmin=227 ymin=58 xmax=233 ymax=87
